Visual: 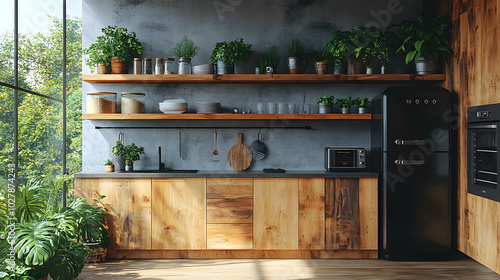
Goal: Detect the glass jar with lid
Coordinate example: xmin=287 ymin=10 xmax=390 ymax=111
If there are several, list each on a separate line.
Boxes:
xmin=86 ymin=92 xmax=117 ymax=113
xmin=155 ymin=58 xmax=164 ymax=74
xmin=178 ymin=57 xmax=192 ymax=74
xmin=121 ymin=92 xmax=146 ymax=114
xmin=143 ymin=58 xmax=152 ymax=74
xmin=165 ymin=58 xmax=175 ymax=74
xmin=133 ymin=58 xmax=142 ymax=74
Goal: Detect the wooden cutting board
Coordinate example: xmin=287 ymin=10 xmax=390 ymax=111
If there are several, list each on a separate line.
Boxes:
xmin=228 ymin=133 xmax=252 ymax=171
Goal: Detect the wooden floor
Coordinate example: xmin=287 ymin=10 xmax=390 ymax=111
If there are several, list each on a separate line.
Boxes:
xmin=77 ymin=255 xmax=500 ymax=279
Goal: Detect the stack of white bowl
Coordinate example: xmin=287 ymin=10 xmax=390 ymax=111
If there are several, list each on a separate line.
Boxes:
xmin=159 ymin=99 xmax=188 ymax=114
xmin=192 ymin=64 xmax=214 ymax=74
xmin=196 ymin=102 xmax=221 ymax=113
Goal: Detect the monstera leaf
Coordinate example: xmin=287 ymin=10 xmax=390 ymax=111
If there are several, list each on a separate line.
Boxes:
xmin=15 ymin=186 xmax=45 ymax=223
xmin=14 ymin=221 xmax=58 ymax=266
xmin=36 ymin=242 xmax=87 ymax=280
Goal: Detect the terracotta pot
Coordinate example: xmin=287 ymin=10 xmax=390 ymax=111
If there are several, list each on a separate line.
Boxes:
xmin=111 ymin=57 xmax=130 ymax=74
xmin=97 ymin=63 xmax=111 ymax=74
xmin=315 ymin=62 xmax=328 ymax=74
xmin=348 ymin=55 xmax=364 ymax=74
xmin=105 ymin=165 xmax=114 ymax=172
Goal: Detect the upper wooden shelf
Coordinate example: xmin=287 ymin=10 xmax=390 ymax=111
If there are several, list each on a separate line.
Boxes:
xmin=82 ymin=113 xmax=372 ymax=121
xmin=82 ymin=74 xmax=445 ymax=84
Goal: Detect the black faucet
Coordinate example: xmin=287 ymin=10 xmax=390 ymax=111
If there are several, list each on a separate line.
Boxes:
xmin=158 ymin=146 xmax=165 ymax=171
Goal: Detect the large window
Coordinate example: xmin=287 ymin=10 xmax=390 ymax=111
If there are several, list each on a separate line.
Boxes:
xmin=0 ymin=0 xmax=82 ymax=205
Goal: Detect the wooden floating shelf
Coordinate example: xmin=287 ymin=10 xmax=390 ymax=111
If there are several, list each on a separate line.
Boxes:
xmin=82 ymin=113 xmax=372 ymax=121
xmin=82 ymin=74 xmax=445 ymax=84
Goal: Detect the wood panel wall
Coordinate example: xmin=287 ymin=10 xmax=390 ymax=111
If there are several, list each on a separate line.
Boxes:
xmin=435 ymin=0 xmax=500 ymax=274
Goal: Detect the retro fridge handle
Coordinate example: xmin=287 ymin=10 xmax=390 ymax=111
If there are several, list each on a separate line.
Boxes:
xmin=395 ymin=139 xmax=426 ymax=146
xmin=394 ymin=159 xmax=426 ymax=166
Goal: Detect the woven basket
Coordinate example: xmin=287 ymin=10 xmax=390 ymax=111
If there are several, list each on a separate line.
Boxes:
xmin=84 ymin=243 xmax=108 ymax=263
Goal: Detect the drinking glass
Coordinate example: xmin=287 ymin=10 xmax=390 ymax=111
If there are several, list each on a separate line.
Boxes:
xmin=267 ymin=102 xmax=276 ymax=114
xmin=296 ymin=103 xmax=304 ymax=114
xmin=257 ymin=102 xmax=264 ymax=114
xmin=288 ymin=103 xmax=295 ymax=114
xmin=304 ymin=103 xmax=311 ymax=114
xmin=277 ymin=102 xmax=286 ymax=114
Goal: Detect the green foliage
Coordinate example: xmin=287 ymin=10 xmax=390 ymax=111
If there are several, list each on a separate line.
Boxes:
xmin=328 ymin=30 xmax=350 ymax=64
xmin=310 ymin=44 xmax=332 ymax=63
xmin=258 ymin=46 xmax=280 ymax=72
xmin=354 ymin=97 xmax=371 ymax=108
xmin=337 ymin=96 xmax=353 ymax=108
xmin=14 ymin=221 xmax=59 ymax=266
xmin=359 ymin=27 xmax=391 ymax=69
xmin=112 ymin=141 xmax=145 ymax=166
xmin=287 ymin=40 xmax=304 ymax=58
xmin=316 ymin=95 xmax=335 ymax=104
xmin=104 ymin=159 xmax=114 ymax=166
xmin=91 ymin=25 xmax=143 ymax=63
xmin=172 ymin=35 xmax=199 ymax=59
xmin=210 ymin=38 xmax=253 ymax=67
xmin=397 ymin=13 xmax=451 ymax=64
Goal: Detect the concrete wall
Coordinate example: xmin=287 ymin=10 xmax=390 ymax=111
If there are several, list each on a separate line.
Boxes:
xmin=82 ymin=0 xmax=422 ymax=172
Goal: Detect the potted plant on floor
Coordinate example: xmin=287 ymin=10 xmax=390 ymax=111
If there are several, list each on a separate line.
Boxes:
xmin=287 ymin=40 xmax=305 ymax=74
xmin=316 ymin=95 xmax=335 ymax=114
xmin=211 ymin=38 xmax=252 ymax=74
xmin=398 ymin=13 xmax=451 ymax=74
xmin=172 ymin=35 xmax=200 ymax=74
xmin=311 ymin=44 xmax=331 ymax=74
xmin=83 ymin=36 xmax=113 ymax=74
xmin=354 ymin=97 xmax=371 ymax=113
xmin=337 ymin=96 xmax=353 ymax=114
xmin=91 ymin=25 xmax=143 ymax=74
xmin=260 ymin=46 xmax=280 ymax=74
xmin=112 ymin=141 xmax=145 ymax=172
xmin=104 ymin=159 xmax=114 ymax=172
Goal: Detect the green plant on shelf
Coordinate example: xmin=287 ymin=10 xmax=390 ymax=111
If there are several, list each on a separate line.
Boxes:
xmin=210 ymin=38 xmax=253 ymax=67
xmin=337 ymin=96 xmax=353 ymax=108
xmin=104 ymin=159 xmax=114 ymax=166
xmin=172 ymin=35 xmax=199 ymax=59
xmin=112 ymin=141 xmax=145 ymax=166
xmin=258 ymin=45 xmax=280 ymax=72
xmin=354 ymin=97 xmax=371 ymax=108
xmin=310 ymin=44 xmax=332 ymax=63
xmin=288 ymin=40 xmax=304 ymax=58
xmin=316 ymin=95 xmax=335 ymax=104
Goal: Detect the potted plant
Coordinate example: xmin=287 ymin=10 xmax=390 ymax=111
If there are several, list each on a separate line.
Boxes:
xmin=311 ymin=44 xmax=332 ymax=74
xmin=211 ymin=38 xmax=252 ymax=74
xmin=337 ymin=96 xmax=353 ymax=114
xmin=172 ymin=35 xmax=199 ymax=74
xmin=354 ymin=97 xmax=371 ymax=113
xmin=328 ymin=30 xmax=349 ymax=74
xmin=361 ymin=27 xmax=390 ymax=74
xmin=111 ymin=141 xmax=145 ymax=171
xmin=104 ymin=159 xmax=114 ymax=172
xmin=316 ymin=95 xmax=335 ymax=114
xmin=83 ymin=35 xmax=113 ymax=74
xmin=86 ymin=25 xmax=143 ymax=74
xmin=287 ymin=40 xmax=305 ymax=74
xmin=260 ymin=46 xmax=280 ymax=74
xmin=398 ymin=13 xmax=451 ymax=74
xmin=385 ymin=20 xmax=415 ymax=73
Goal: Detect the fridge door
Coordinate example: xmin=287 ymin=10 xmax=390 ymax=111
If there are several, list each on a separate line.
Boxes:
xmin=383 ymin=87 xmax=451 ymax=152
xmin=382 ymin=151 xmax=451 ymax=260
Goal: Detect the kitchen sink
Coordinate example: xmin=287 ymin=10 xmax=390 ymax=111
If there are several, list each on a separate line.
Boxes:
xmin=133 ymin=169 xmax=198 ymax=173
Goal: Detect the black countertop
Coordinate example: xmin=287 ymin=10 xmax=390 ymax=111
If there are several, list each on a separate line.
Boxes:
xmin=74 ymin=170 xmax=378 ymax=179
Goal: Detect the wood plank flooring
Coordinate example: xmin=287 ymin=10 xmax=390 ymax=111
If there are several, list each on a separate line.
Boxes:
xmin=77 ymin=255 xmax=500 ymax=279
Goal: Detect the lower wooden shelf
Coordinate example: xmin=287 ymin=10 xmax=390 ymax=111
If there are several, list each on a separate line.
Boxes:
xmin=82 ymin=113 xmax=372 ymax=120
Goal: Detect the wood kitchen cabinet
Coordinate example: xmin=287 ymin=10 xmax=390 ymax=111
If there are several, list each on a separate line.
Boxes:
xmin=74 ymin=178 xmax=152 ymax=252
xmin=151 ymin=178 xmax=206 ymax=249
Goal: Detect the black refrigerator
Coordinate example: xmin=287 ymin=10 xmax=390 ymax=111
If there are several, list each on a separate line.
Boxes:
xmin=372 ymin=86 xmax=452 ymax=260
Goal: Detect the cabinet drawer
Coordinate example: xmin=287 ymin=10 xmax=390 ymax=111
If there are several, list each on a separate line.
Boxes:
xmin=207 ymin=199 xmax=252 ymax=223
xmin=207 ymin=224 xmax=253 ymax=249
xmin=207 ymin=178 xmax=253 ymax=199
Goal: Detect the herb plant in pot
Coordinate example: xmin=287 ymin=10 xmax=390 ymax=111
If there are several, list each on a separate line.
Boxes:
xmin=211 ymin=38 xmax=252 ymax=74
xmin=93 ymin=26 xmax=143 ymax=74
xmin=172 ymin=35 xmax=199 ymax=74
xmin=311 ymin=44 xmax=332 ymax=74
xmin=260 ymin=46 xmax=280 ymax=74
xmin=287 ymin=40 xmax=305 ymax=74
xmin=112 ymin=141 xmax=145 ymax=171
xmin=317 ymin=95 xmax=335 ymax=114
xmin=354 ymin=97 xmax=371 ymax=113
xmin=328 ymin=31 xmax=349 ymax=74
xmin=104 ymin=159 xmax=114 ymax=172
xmin=83 ymin=35 xmax=113 ymax=74
xmin=398 ymin=14 xmax=451 ymax=74
xmin=361 ymin=27 xmax=390 ymax=74
xmin=337 ymin=96 xmax=353 ymax=114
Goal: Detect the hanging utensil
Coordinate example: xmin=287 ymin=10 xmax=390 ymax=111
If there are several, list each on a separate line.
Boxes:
xmin=227 ymin=133 xmax=252 ymax=171
xmin=250 ymin=132 xmax=267 ymax=160
xmin=211 ymin=131 xmax=220 ymax=162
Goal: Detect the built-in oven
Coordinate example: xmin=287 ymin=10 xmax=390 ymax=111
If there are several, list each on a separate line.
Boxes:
xmin=467 ymin=103 xmax=500 ymax=202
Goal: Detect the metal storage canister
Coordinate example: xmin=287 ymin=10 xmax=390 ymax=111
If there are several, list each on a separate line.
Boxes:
xmin=165 ymin=58 xmax=175 ymax=74
xmin=133 ymin=58 xmax=142 ymax=74
xmin=86 ymin=92 xmax=117 ymax=113
xmin=121 ymin=92 xmax=145 ymax=114
xmin=143 ymin=58 xmax=152 ymax=74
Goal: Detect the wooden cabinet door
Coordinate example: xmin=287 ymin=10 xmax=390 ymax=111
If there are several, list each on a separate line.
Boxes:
xmin=325 ymin=178 xmax=378 ymax=250
xmin=152 ymin=178 xmax=206 ymax=249
xmin=298 ymin=178 xmax=325 ymax=249
xmin=254 ymin=178 xmax=298 ymax=250
xmin=75 ymin=178 xmax=152 ymax=251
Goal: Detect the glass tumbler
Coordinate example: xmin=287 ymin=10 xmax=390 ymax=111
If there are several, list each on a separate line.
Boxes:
xmin=267 ymin=102 xmax=276 ymax=114
xmin=257 ymin=102 xmax=264 ymax=114
xmin=304 ymin=103 xmax=312 ymax=114
xmin=277 ymin=102 xmax=286 ymax=114
xmin=288 ymin=103 xmax=295 ymax=114
xmin=296 ymin=103 xmax=304 ymax=114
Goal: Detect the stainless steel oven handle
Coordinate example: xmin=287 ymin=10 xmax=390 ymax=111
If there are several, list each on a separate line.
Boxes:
xmin=394 ymin=159 xmax=426 ymax=166
xmin=468 ymin=124 xmax=497 ymax=129
xmin=395 ymin=139 xmax=426 ymax=146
